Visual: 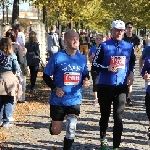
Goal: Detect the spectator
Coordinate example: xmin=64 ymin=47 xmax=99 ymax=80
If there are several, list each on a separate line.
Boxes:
xmin=47 ymin=25 xmax=59 ymax=58
xmin=0 ymin=37 xmax=22 ymax=127
xmin=6 ymin=29 xmax=24 ymax=65
xmin=79 ymin=29 xmax=90 ymax=61
xmin=59 ymin=32 xmax=65 ymax=50
xmin=18 ymin=26 xmax=25 ymax=46
xmin=25 ymin=31 xmax=40 ymax=93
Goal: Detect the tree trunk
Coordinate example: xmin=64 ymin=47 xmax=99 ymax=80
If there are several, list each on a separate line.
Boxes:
xmin=43 ymin=5 xmax=48 ymax=32
xmin=12 ymin=0 xmax=19 ymax=24
xmin=2 ymin=0 xmax=4 ymax=25
xmin=43 ymin=6 xmax=46 ymax=24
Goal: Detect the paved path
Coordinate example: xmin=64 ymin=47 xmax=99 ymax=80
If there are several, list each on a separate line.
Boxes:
xmin=0 ymin=60 xmax=149 ymax=150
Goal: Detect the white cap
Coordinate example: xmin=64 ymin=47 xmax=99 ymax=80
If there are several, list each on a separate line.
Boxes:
xmin=111 ymin=20 xmax=125 ymax=30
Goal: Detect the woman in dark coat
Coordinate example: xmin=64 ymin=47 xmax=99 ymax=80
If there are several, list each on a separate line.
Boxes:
xmin=25 ymin=31 xmax=40 ymax=93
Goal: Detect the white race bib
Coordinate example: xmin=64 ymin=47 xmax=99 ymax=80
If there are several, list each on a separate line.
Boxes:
xmin=110 ymin=56 xmax=126 ymax=69
xmin=64 ymin=72 xmax=80 ymax=85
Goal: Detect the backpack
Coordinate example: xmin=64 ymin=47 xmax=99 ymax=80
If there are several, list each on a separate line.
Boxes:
xmin=47 ymin=33 xmax=59 ymax=53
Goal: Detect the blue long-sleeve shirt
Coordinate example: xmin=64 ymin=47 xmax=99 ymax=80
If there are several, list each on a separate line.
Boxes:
xmin=88 ymin=46 xmax=97 ymax=57
xmin=141 ymin=56 xmax=150 ymax=93
xmin=92 ymin=39 xmax=135 ymax=86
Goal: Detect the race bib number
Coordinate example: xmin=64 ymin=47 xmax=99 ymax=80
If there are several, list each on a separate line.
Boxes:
xmin=110 ymin=56 xmax=126 ymax=69
xmin=64 ymin=72 xmax=80 ymax=85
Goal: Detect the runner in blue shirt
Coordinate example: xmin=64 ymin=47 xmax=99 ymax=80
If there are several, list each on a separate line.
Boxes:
xmin=88 ymin=34 xmax=104 ymax=105
xmin=141 ymin=56 xmax=150 ymax=145
xmin=43 ymin=29 xmax=90 ymax=150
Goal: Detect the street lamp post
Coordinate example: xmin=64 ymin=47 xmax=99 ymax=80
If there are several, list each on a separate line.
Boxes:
xmin=2 ymin=0 xmax=5 ymax=26
xmin=56 ymin=6 xmax=62 ymax=35
xmin=38 ymin=7 xmax=40 ymax=22
xmin=6 ymin=5 xmax=8 ymax=24
xmin=81 ymin=22 xmax=84 ymax=30
xmin=43 ymin=5 xmax=48 ymax=32
xmin=12 ymin=0 xmax=19 ymax=24
xmin=75 ymin=21 xmax=79 ymax=31
xmin=58 ymin=11 xmax=61 ymax=35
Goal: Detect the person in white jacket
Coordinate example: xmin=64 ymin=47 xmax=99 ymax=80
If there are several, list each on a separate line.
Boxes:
xmin=18 ymin=26 xmax=25 ymax=46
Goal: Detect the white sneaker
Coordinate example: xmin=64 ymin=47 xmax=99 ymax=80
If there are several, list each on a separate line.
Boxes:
xmin=0 ymin=121 xmax=3 ymax=126
xmin=8 ymin=117 xmax=15 ymax=122
xmin=3 ymin=122 xmax=13 ymax=127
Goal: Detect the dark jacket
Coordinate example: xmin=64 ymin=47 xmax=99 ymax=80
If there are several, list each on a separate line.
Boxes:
xmin=25 ymin=42 xmax=40 ymax=66
xmin=59 ymin=37 xmax=65 ymax=50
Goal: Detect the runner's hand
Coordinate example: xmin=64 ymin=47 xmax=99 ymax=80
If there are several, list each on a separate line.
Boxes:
xmin=56 ymin=87 xmax=64 ymax=97
xmin=83 ymin=77 xmax=90 ymax=88
xmin=108 ymin=64 xmax=118 ymax=72
xmin=139 ymin=67 xmax=142 ymax=76
xmin=127 ymin=72 xmax=134 ymax=86
xmin=143 ymin=71 xmax=150 ymax=81
xmin=92 ymin=52 xmax=95 ymax=57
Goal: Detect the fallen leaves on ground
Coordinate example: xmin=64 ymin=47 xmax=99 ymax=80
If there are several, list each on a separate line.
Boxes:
xmin=0 ymin=74 xmax=51 ymax=146
xmin=0 ymin=130 xmax=9 ymax=144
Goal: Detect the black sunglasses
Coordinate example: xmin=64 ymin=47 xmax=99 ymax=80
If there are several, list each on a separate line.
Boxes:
xmin=126 ymin=27 xmax=133 ymax=29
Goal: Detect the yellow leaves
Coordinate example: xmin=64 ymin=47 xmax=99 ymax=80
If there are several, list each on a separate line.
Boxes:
xmin=20 ymin=0 xmax=150 ymax=31
xmin=100 ymin=0 xmax=150 ymax=28
xmin=0 ymin=130 xmax=8 ymax=143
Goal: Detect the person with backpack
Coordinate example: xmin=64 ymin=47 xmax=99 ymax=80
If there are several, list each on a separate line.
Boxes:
xmin=25 ymin=31 xmax=40 ymax=94
xmin=47 ymin=25 xmax=59 ymax=58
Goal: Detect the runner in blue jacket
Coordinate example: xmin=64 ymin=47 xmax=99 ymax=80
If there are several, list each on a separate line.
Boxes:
xmin=92 ymin=20 xmax=136 ymax=150
xmin=141 ymin=56 xmax=150 ymax=146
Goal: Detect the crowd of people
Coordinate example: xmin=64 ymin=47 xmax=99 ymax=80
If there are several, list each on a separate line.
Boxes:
xmin=0 ymin=24 xmax=40 ymax=127
xmin=0 ymin=20 xmax=150 ymax=150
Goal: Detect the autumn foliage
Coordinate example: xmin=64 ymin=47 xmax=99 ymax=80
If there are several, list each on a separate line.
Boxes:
xmin=28 ymin=0 xmax=150 ymax=31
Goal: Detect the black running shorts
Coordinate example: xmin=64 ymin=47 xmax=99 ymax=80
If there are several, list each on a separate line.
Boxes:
xmin=50 ymin=104 xmax=80 ymax=121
